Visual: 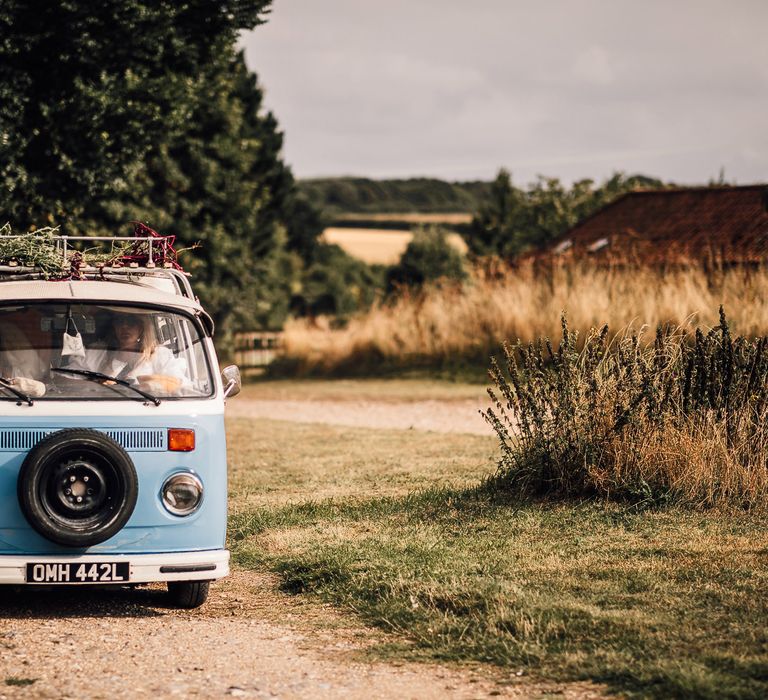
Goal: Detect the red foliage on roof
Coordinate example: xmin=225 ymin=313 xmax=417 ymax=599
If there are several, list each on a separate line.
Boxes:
xmin=547 ymin=185 xmax=768 ymax=265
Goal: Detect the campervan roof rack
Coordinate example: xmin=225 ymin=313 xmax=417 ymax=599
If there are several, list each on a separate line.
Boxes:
xmin=55 ymin=234 xmax=176 ymax=266
xmin=0 ymin=233 xmax=195 ymax=299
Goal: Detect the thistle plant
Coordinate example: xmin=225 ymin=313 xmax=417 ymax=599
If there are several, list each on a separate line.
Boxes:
xmin=485 ymin=308 xmax=768 ymax=509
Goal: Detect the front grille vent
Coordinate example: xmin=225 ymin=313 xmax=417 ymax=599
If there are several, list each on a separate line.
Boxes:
xmin=0 ymin=429 xmax=53 ymax=451
xmin=0 ymin=428 xmax=167 ymax=452
xmin=102 ymin=429 xmax=166 ymax=451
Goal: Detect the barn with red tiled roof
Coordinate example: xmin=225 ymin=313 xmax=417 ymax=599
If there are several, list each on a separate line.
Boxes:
xmin=546 ymin=185 xmax=768 ymax=265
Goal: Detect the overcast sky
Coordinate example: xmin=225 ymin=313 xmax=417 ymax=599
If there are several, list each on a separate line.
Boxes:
xmin=240 ymin=0 xmax=768 ymax=185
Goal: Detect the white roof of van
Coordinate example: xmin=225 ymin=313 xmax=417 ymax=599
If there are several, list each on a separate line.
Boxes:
xmin=0 ymin=279 xmax=204 ymax=314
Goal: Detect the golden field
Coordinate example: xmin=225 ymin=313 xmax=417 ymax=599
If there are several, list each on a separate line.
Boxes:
xmin=281 ymin=262 xmax=768 ymax=373
xmin=321 ymin=226 xmax=468 ymax=265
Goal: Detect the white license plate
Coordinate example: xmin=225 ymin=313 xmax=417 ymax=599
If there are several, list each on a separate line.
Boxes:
xmin=25 ymin=562 xmax=130 ymax=584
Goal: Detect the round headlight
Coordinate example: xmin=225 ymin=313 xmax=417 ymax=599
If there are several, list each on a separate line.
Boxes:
xmin=161 ymin=473 xmax=203 ymax=516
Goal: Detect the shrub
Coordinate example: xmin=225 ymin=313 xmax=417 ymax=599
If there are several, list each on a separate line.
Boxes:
xmin=485 ymin=309 xmax=768 ymax=509
xmin=386 ymin=225 xmax=466 ymax=292
xmin=296 ymin=243 xmax=384 ymax=319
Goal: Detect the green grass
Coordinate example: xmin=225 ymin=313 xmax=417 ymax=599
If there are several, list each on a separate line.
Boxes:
xmin=227 ymin=404 xmax=768 ymax=699
xmin=226 ymin=416 xmax=496 ymax=509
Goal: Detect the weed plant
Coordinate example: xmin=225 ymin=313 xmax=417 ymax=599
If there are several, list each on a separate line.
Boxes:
xmin=486 ymin=308 xmax=768 ymax=508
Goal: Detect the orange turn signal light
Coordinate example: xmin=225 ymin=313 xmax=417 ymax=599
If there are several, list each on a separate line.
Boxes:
xmin=168 ymin=428 xmax=195 ymax=452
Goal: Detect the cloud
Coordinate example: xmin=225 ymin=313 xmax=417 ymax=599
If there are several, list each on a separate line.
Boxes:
xmin=241 ymin=0 xmax=768 ymax=184
xmin=572 ymin=46 xmax=615 ymax=86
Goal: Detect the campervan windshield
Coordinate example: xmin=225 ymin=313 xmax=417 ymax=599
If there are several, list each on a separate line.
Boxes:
xmin=0 ymin=303 xmax=214 ymax=400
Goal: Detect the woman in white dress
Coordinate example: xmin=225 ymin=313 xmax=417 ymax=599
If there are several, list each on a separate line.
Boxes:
xmin=69 ymin=312 xmax=189 ymax=394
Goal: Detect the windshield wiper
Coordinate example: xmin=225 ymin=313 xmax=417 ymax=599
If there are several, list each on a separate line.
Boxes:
xmin=51 ymin=367 xmax=161 ymax=406
xmin=0 ymin=378 xmax=33 ymax=406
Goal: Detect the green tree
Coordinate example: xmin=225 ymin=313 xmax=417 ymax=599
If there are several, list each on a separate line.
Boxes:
xmin=0 ymin=0 xmax=332 ymax=339
xmin=386 ymin=226 xmax=466 ymax=292
xmin=464 ymin=169 xmax=528 ymax=257
xmin=283 ymin=193 xmax=325 ymax=262
xmin=0 ymin=1 xmax=271 ymax=228
xmin=465 ymin=169 xmax=665 ymax=258
xmin=298 ymin=244 xmax=383 ymax=318
xmin=90 ymin=50 xmax=305 ymax=335
xmin=298 ymin=177 xmax=491 ymax=218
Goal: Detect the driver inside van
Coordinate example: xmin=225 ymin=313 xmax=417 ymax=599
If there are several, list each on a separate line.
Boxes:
xmin=66 ymin=311 xmax=189 ymax=394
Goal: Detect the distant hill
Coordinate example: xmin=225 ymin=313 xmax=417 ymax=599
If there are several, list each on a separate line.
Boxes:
xmin=298 ymin=177 xmax=491 ymax=219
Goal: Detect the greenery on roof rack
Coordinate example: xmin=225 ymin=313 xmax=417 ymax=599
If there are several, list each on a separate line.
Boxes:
xmin=0 ymin=225 xmax=68 ymax=277
xmin=0 ymin=224 xmax=135 ymax=278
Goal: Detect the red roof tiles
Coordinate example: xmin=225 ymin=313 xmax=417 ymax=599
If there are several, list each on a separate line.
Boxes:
xmin=547 ymin=185 xmax=768 ymax=264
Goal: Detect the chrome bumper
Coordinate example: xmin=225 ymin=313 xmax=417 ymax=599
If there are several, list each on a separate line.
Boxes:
xmin=0 ymin=549 xmax=230 ymax=585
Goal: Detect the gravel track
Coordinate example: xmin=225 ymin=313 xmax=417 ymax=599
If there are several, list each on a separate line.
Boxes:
xmin=226 ymin=398 xmax=494 ymax=435
xmin=0 ymin=572 xmax=604 ymax=699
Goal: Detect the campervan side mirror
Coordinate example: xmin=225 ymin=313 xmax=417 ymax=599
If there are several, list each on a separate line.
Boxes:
xmin=221 ymin=365 xmax=242 ymax=399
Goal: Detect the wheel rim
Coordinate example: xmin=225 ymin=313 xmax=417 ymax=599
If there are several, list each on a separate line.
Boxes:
xmin=39 ymin=448 xmax=124 ymax=533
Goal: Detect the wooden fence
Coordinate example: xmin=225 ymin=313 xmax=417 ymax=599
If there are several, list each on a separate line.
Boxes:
xmin=233 ymin=331 xmax=283 ymax=369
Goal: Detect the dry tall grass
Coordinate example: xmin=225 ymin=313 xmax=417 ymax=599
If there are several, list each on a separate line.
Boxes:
xmin=282 ymin=262 xmax=768 ymax=374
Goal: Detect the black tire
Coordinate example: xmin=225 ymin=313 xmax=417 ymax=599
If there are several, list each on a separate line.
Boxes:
xmin=168 ymin=580 xmax=210 ymax=609
xmin=17 ymin=429 xmax=138 ymax=548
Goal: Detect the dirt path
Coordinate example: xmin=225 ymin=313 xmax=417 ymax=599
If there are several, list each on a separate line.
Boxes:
xmin=0 ymin=572 xmax=604 ymax=700
xmin=227 ymin=398 xmax=494 ymax=435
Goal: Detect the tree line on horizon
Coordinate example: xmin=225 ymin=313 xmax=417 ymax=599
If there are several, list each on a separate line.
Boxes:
xmin=302 ymin=171 xmax=666 ymax=265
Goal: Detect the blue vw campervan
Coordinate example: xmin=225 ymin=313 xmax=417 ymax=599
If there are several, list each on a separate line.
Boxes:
xmin=0 ymin=231 xmax=239 ymax=608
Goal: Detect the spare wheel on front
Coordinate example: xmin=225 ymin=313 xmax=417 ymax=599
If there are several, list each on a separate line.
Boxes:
xmin=17 ymin=429 xmax=138 ymax=547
